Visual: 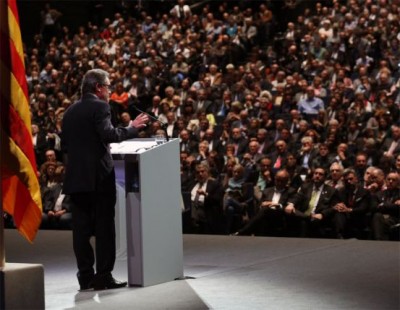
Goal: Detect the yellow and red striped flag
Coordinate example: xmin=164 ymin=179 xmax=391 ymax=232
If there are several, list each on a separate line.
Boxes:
xmin=0 ymin=0 xmax=42 ymax=242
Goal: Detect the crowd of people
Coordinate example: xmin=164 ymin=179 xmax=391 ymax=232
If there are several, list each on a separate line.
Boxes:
xmin=4 ymin=0 xmax=400 ymax=240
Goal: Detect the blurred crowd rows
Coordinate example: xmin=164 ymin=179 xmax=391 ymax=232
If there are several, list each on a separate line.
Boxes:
xmin=6 ymin=0 xmax=400 ymax=239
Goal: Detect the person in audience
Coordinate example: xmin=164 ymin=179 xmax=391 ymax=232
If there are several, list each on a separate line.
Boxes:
xmin=332 ymin=168 xmax=371 ymax=239
xmin=41 ymin=166 xmax=72 ymax=229
xmin=40 ymin=161 xmax=59 ymax=192
xmin=20 ymin=0 xmax=400 ymax=241
xmin=365 ymin=167 xmax=387 ymax=194
xmin=284 ymin=167 xmax=337 ymax=238
xmin=353 ymin=152 xmax=370 ymax=183
xmin=284 ymin=153 xmax=304 ymax=190
xmin=179 ymin=129 xmax=198 ymax=154
xmin=269 ymin=140 xmax=289 ymax=173
xmin=203 ymin=128 xmax=225 ymax=154
xmin=394 ymin=154 xmax=400 ymax=174
xmin=325 ymin=162 xmax=345 ymax=190
xmin=223 ymin=164 xmax=254 ymax=234
xmin=234 ymin=169 xmax=296 ymax=236
xmin=297 ymin=86 xmax=324 ymax=122
xmin=32 ymin=123 xmax=50 ymax=168
xmin=190 ymin=163 xmax=223 ymax=234
xmin=228 ymin=127 xmax=248 ymax=159
xmin=311 ymin=143 xmax=334 ymax=171
xmin=371 ymin=172 xmax=400 ymax=240
xmin=39 ymin=148 xmax=63 ymax=176
xmin=297 ymin=136 xmax=318 ymax=175
xmin=381 ymin=125 xmax=400 ymax=161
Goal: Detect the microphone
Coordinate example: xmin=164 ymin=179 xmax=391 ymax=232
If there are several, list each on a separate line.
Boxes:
xmin=130 ymin=104 xmax=169 ymax=141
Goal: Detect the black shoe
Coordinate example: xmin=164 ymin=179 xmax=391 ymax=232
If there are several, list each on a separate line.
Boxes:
xmin=78 ymin=273 xmax=94 ymax=291
xmin=79 ymin=282 xmax=94 ymax=291
xmin=92 ymin=277 xmax=127 ymax=291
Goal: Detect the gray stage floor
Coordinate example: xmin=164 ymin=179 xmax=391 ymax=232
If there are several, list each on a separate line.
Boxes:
xmin=4 ymin=229 xmax=400 ymax=310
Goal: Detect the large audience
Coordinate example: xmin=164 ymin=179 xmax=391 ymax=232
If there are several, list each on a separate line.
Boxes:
xmin=5 ymin=0 xmax=400 ymax=240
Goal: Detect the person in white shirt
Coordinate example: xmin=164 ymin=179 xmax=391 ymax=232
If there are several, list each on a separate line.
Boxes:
xmin=170 ymin=0 xmax=192 ymax=22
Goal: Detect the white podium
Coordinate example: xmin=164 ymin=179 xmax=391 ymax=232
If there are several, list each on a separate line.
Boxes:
xmin=111 ymin=138 xmax=183 ymax=287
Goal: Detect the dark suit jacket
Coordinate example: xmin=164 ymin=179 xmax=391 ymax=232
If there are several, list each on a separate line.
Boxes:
xmin=175 ymin=88 xmax=190 ymax=104
xmin=268 ymin=151 xmax=288 ymax=171
xmin=310 ymin=154 xmax=335 ymax=171
xmin=206 ymin=139 xmax=225 ymax=154
xmin=190 ymin=178 xmax=223 ymax=221
xmin=228 ymin=137 xmax=248 ymax=158
xmin=179 ymin=139 xmax=198 ymax=154
xmin=371 ymin=189 xmax=400 ymax=218
xmin=289 ymin=183 xmax=337 ymax=218
xmin=62 ymin=93 xmax=139 ymax=194
xmin=381 ymin=138 xmax=400 ymax=157
xmin=193 ymin=99 xmax=213 ymax=114
xmin=127 ymin=83 xmax=150 ymax=113
xmin=145 ymin=106 xmax=160 ymax=119
xmin=296 ymin=149 xmax=319 ymax=170
xmin=127 ymin=82 xmax=148 ymax=102
xmin=42 ymin=183 xmax=72 ymax=213
xmin=258 ymin=139 xmax=274 ymax=155
xmin=260 ymin=186 xmax=297 ymax=208
xmin=34 ymin=131 xmax=50 ymax=167
xmin=335 ymin=185 xmax=371 ymax=215
xmin=141 ymin=76 xmax=157 ymax=93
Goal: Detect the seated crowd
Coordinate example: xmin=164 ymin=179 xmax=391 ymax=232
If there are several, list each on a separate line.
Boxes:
xmin=4 ymin=0 xmax=400 ymax=240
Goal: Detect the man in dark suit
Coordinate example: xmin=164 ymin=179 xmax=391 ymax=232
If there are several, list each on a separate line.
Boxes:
xmin=268 ymin=139 xmax=289 ymax=173
xmin=140 ymin=65 xmax=157 ymax=107
xmin=228 ymin=127 xmax=248 ymax=159
xmin=193 ymin=89 xmax=213 ymax=114
xmin=32 ymin=123 xmax=50 ymax=168
xmin=179 ymin=129 xmax=198 ymax=154
xmin=190 ymin=163 xmax=223 ymax=234
xmin=62 ymin=69 xmax=149 ymax=291
xmin=127 ymin=73 xmax=148 ymax=112
xmin=235 ymin=169 xmax=296 ymax=236
xmin=332 ymin=168 xmax=371 ymax=239
xmin=381 ymin=125 xmax=400 ymax=161
xmin=203 ymin=128 xmax=225 ymax=154
xmin=41 ymin=165 xmax=72 ymax=230
xmin=371 ymin=172 xmax=400 ymax=240
xmin=284 ymin=167 xmax=337 ymax=237
xmin=145 ymin=95 xmax=161 ymax=119
xmin=256 ymin=128 xmax=274 ymax=155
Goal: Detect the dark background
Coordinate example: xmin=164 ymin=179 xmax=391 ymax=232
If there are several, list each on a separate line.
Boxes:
xmin=17 ymin=0 xmax=319 ymax=46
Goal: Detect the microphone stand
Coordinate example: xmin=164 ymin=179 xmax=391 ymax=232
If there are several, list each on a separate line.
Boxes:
xmin=130 ymin=104 xmax=169 ymax=141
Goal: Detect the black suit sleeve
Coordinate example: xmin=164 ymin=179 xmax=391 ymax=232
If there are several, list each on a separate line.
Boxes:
xmin=351 ymin=191 xmax=371 ymax=215
xmin=95 ymin=101 xmax=138 ymax=143
xmin=42 ymin=188 xmax=55 ymax=213
xmin=205 ymin=180 xmax=223 ymax=213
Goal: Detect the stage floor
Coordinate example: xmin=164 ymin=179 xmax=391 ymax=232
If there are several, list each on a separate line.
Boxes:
xmin=4 ymin=229 xmax=400 ymax=310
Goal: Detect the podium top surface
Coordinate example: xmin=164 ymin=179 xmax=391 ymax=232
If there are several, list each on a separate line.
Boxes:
xmin=110 ymin=138 xmax=177 ymax=155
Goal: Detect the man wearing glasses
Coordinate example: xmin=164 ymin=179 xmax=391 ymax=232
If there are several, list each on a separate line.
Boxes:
xmin=62 ymin=69 xmax=149 ymax=291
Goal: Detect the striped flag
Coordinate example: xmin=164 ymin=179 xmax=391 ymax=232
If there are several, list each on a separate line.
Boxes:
xmin=0 ymin=0 xmax=42 ymax=242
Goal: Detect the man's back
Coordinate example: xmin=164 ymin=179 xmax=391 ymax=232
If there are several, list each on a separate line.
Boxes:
xmin=62 ymin=93 xmax=137 ymax=194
